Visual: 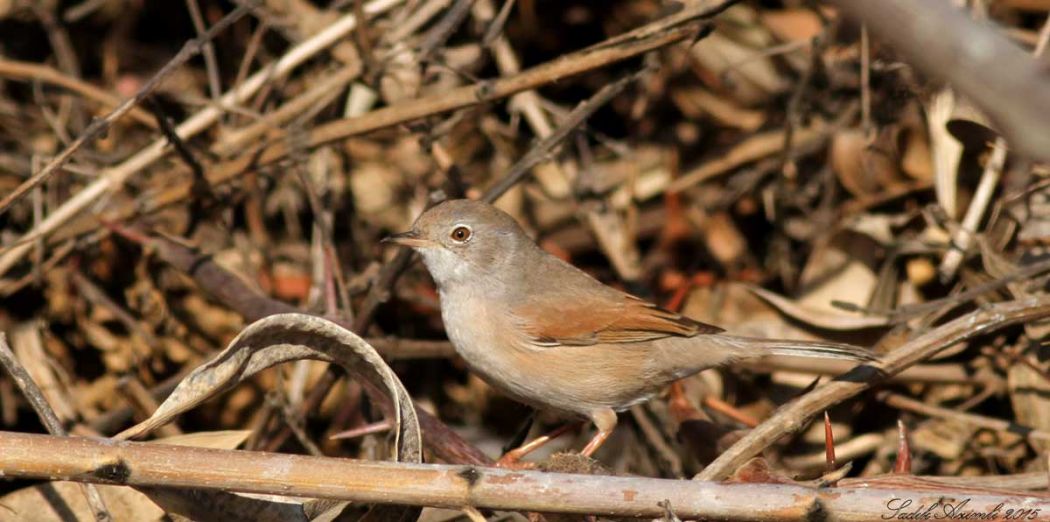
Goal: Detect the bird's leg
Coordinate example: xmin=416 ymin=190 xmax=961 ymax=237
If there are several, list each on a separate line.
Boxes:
xmin=497 ymin=422 xmax=579 ymax=468
xmin=580 ymin=408 xmax=617 ymax=457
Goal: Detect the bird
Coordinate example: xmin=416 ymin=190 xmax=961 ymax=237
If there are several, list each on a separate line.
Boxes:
xmin=385 ymin=199 xmax=874 ymax=465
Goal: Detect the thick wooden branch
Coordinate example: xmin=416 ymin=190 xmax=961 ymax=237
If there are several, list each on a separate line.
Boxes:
xmin=1 ymin=431 xmax=1046 ymax=520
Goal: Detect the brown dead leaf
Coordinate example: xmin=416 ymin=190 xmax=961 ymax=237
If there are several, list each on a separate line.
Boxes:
xmin=116 ymin=314 xmax=422 ymax=522
xmin=154 ymin=429 xmax=253 ymax=450
xmin=830 ymin=128 xmax=901 ymax=197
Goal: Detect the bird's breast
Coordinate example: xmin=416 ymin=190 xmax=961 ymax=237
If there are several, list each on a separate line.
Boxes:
xmin=438 ymin=287 xmax=520 ymax=359
xmin=437 ymin=287 xmax=558 ymax=402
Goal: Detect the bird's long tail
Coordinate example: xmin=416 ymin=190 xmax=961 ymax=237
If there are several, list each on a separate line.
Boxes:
xmin=718 ymin=335 xmax=877 ymax=363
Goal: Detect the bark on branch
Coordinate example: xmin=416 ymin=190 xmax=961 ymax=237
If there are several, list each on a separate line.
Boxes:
xmin=0 ymin=431 xmax=1046 ymax=520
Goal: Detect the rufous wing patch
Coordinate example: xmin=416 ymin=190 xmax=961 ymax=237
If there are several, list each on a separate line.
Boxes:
xmin=514 ymin=293 xmax=723 ymax=347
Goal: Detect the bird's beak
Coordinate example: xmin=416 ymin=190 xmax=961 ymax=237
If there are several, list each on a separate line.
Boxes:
xmin=382 ymin=230 xmax=435 ymax=249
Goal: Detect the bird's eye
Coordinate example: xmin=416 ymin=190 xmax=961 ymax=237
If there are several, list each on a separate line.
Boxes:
xmin=450 ymin=225 xmax=472 ymax=243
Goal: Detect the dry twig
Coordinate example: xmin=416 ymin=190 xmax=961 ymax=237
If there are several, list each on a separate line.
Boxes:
xmin=697 ymin=296 xmax=1050 ymax=480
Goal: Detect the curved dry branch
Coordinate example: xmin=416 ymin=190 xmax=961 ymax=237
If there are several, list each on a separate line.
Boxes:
xmin=116 ymin=313 xmax=422 ymax=521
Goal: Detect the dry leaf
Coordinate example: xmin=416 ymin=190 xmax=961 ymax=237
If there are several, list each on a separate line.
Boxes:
xmin=748 ymin=285 xmax=890 ymax=330
xmin=829 ymin=128 xmax=901 ymax=197
xmin=154 ymin=429 xmax=253 ymax=450
xmin=925 ymin=89 xmax=963 ymax=218
xmin=690 ymin=17 xmax=786 ymax=106
xmin=760 ymin=8 xmax=823 ymax=42
xmin=0 ymin=482 xmax=166 ymax=522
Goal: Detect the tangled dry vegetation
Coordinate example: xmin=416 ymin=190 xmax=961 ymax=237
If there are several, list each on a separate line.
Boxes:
xmin=0 ymin=0 xmax=1048 ymax=520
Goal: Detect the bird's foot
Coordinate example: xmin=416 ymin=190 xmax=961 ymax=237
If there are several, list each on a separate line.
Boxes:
xmin=495 ymin=453 xmax=538 ymax=469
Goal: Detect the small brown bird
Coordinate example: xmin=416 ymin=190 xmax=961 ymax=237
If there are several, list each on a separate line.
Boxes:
xmin=386 ymin=199 xmax=873 ymax=465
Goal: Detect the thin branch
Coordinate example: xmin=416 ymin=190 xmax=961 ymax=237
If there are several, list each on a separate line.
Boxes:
xmin=482 ymin=68 xmax=645 ymax=202
xmin=184 ymin=0 xmax=224 ymax=108
xmin=417 ymin=0 xmax=478 ymax=62
xmin=697 ymin=296 xmax=1050 ymax=481
xmin=878 ymin=391 xmax=1050 ymax=445
xmin=0 ymin=59 xmax=156 ymax=127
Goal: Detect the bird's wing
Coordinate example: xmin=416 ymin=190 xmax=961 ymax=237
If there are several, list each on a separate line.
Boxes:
xmin=512 ymin=291 xmax=723 ymax=347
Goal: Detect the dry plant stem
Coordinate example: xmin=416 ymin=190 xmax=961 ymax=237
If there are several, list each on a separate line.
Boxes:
xmin=0 ymin=334 xmax=114 ymax=522
xmin=878 ymin=391 xmax=1050 ymax=445
xmin=889 ymin=256 xmax=1050 ymax=320
xmin=0 ymin=59 xmax=156 ymax=127
xmin=482 ymin=69 xmax=645 ymax=202
xmin=268 ymin=200 xmax=466 ymax=456
xmin=185 ymin=0 xmax=224 ymax=106
xmin=668 ymin=121 xmax=827 ymax=192
xmin=145 ymin=98 xmax=207 ymax=185
xmin=89 ymin=370 xmax=186 ymax=435
xmin=0 ymin=2 xmax=255 ymax=219
xmin=385 ymin=0 xmax=454 ymax=43
xmin=212 ymin=64 xmax=362 ymax=157
xmin=784 ymin=432 xmax=886 ymax=471
xmin=311 ymin=30 xmax=681 ymax=155
xmin=697 ymin=296 xmax=1050 ymax=481
xmin=116 ymin=312 xmax=423 ymax=522
xmin=938 ymin=137 xmax=1007 ymax=283
xmin=828 ymin=0 xmax=1050 ymax=161
xmin=2 ymin=431 xmax=1047 ymax=520
xmin=264 ymin=248 xmax=418 ymax=452
xmin=117 ymin=377 xmax=182 ymax=438
xmin=64 ymin=0 xmax=109 ymax=22
xmin=475 ymin=0 xmax=571 ymax=197
xmin=938 ymin=16 xmax=1049 ymax=281
xmin=0 ymin=335 xmax=67 ymax=440
xmin=70 ymin=270 xmax=159 ymax=348
xmin=417 ymin=0 xmax=477 ymax=61
xmin=481 ymin=0 xmax=515 ymax=46
xmin=0 ymin=0 xmax=404 ymax=279
xmin=704 ymin=396 xmax=758 ymax=427
xmin=30 ymin=4 xmax=79 ymax=80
